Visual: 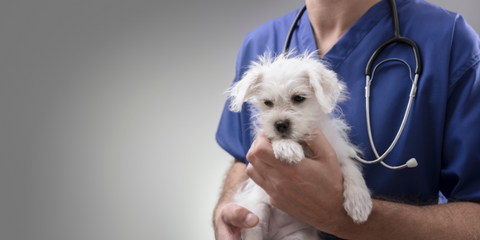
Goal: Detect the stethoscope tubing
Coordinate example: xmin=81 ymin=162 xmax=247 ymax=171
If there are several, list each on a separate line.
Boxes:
xmin=366 ymin=36 xmax=422 ymax=76
xmin=284 ymin=0 xmax=422 ymax=170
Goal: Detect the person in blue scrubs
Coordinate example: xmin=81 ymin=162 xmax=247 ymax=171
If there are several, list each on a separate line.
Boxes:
xmin=213 ymin=0 xmax=480 ymax=239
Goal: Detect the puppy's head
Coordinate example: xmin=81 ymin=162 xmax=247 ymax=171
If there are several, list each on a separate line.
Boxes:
xmin=228 ymin=52 xmax=346 ymax=141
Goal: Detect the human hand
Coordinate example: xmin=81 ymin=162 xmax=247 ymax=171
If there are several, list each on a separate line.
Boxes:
xmin=213 ymin=203 xmax=259 ymax=240
xmin=245 ymin=129 xmax=351 ymax=234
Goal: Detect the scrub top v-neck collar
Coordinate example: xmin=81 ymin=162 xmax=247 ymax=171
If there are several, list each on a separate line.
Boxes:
xmin=295 ymin=0 xmax=407 ymax=71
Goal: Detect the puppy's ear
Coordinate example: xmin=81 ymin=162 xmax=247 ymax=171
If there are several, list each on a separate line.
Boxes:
xmin=308 ymin=63 xmax=346 ymax=113
xmin=228 ymin=70 xmax=262 ymax=112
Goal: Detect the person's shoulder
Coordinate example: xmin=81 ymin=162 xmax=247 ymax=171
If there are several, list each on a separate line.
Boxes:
xmin=235 ymin=6 xmax=303 ymax=72
xmin=245 ymin=9 xmax=297 ymax=40
xmin=401 ymin=0 xmax=480 ymax=79
xmin=401 ymin=0 xmax=457 ymax=18
xmin=240 ymin=7 xmax=302 ymax=54
xmin=401 ymin=0 xmax=478 ymax=41
xmin=397 ymin=0 xmax=457 ymax=33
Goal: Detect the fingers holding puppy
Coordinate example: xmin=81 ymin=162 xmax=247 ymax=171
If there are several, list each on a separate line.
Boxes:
xmin=247 ymin=132 xmax=289 ymax=170
xmin=246 ymin=133 xmax=272 ymax=165
xmin=246 ymin=133 xmax=279 ymax=192
xmin=246 ymin=133 xmax=298 ymax=197
xmin=305 ymin=128 xmax=339 ymax=163
xmin=245 ymin=129 xmax=347 ymax=231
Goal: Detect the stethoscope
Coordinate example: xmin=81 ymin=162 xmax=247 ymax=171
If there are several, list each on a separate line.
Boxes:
xmin=284 ymin=0 xmax=421 ymax=170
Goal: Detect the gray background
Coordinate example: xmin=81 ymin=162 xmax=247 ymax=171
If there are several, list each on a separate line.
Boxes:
xmin=1 ymin=0 xmax=478 ymax=239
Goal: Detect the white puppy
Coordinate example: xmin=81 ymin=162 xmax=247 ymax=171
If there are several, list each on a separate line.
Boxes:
xmin=228 ymin=52 xmax=372 ymax=240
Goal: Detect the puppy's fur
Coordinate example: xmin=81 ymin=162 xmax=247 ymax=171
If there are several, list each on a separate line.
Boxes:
xmin=228 ymin=52 xmax=372 ymax=240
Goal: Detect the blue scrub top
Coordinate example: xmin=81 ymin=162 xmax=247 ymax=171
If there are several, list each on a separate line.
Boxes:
xmin=216 ymin=0 xmax=480 ymax=205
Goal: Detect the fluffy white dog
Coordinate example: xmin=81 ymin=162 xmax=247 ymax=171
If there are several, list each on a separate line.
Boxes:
xmin=228 ymin=52 xmax=372 ymax=240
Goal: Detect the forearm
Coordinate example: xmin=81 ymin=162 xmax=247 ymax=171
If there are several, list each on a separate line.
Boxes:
xmin=334 ymin=199 xmax=480 ymax=240
xmin=213 ymin=159 xmax=248 ymax=220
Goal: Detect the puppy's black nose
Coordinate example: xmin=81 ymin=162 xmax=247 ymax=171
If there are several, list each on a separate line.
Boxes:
xmin=274 ymin=120 xmax=290 ymax=133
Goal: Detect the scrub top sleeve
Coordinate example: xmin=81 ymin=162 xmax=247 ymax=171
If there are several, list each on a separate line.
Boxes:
xmin=440 ymin=15 xmax=480 ymax=201
xmin=215 ymin=34 xmax=257 ymax=164
xmin=440 ymin=61 xmax=480 ymax=202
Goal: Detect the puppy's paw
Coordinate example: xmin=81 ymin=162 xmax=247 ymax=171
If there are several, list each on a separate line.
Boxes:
xmin=272 ymin=140 xmax=304 ymax=164
xmin=343 ymin=185 xmax=372 ymax=224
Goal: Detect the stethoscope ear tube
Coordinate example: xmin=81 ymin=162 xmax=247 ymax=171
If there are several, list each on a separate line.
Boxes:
xmin=366 ymin=0 xmax=422 ymax=76
xmin=365 ymin=37 xmax=422 ymax=76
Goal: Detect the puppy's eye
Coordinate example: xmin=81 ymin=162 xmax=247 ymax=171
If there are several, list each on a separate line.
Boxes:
xmin=293 ymin=95 xmax=305 ymax=103
xmin=264 ymin=100 xmax=273 ymax=107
